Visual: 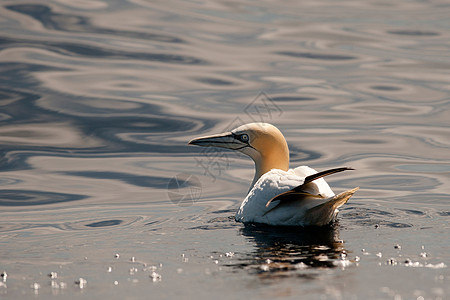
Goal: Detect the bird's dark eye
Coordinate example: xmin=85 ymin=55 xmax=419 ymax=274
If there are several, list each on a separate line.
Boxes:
xmin=239 ymin=134 xmax=249 ymax=143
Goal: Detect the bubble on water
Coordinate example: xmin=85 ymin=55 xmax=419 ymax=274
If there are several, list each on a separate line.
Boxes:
xmin=225 ymin=252 xmax=234 ymax=257
xmin=1 ymin=272 xmax=6 ymax=282
xmin=361 ymin=249 xmax=370 ymax=255
xmin=107 ymin=267 xmax=112 ymax=273
xmin=48 ymin=272 xmax=57 ymax=279
xmin=265 ymin=259 xmax=272 ymax=264
xmin=114 ymin=253 xmax=120 ymax=259
xmin=374 ymin=224 xmax=379 ymax=229
xmin=129 ymin=267 xmax=138 ymax=275
xmin=150 ymin=272 xmax=162 ymax=282
xmin=260 ymin=264 xmax=270 ymax=272
xmin=376 ymin=252 xmax=382 ymax=258
xmin=334 ymin=259 xmax=352 ymax=268
xmin=420 ymin=252 xmax=428 ymax=258
xmin=51 ymin=280 xmax=59 ymax=289
xmin=354 ymin=256 xmax=361 ymax=262
xmin=394 ymin=244 xmax=401 ymax=250
xmin=114 ymin=281 xmax=119 ymax=286
xmin=130 ymin=257 xmax=135 ymax=262
xmin=387 ymin=258 xmax=397 ymax=265
xmin=75 ymin=278 xmax=87 ymax=289
xmin=295 ymin=262 xmax=308 ymax=269
xmin=31 ymin=283 xmax=41 ymax=290
xmin=426 ymin=263 xmax=447 ymax=269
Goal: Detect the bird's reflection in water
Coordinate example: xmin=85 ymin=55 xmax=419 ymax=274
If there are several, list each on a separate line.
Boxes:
xmin=230 ymin=223 xmax=346 ymax=280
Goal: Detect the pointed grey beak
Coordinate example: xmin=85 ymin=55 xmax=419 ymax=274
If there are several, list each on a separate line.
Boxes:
xmin=188 ymin=132 xmax=247 ymax=150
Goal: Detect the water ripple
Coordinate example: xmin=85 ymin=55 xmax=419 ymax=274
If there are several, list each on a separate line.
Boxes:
xmin=0 ymin=36 xmax=206 ymax=64
xmin=0 ymin=189 xmax=86 ymax=206
xmin=6 ymin=4 xmax=186 ymax=43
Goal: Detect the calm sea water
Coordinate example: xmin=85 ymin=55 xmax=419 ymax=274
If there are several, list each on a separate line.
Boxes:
xmin=0 ymin=0 xmax=449 ymax=299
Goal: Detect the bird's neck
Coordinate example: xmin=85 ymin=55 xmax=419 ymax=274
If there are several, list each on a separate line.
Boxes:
xmin=250 ymin=148 xmax=289 ymax=190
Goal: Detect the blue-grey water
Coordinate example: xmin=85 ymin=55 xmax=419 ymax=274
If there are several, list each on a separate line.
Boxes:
xmin=0 ymin=1 xmax=449 ymax=299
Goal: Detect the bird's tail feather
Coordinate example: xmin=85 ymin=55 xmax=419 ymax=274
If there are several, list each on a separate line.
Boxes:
xmin=304 ymin=187 xmax=359 ymax=226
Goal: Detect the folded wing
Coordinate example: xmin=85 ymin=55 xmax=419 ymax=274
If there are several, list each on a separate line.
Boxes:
xmin=265 ymin=167 xmax=355 ymax=209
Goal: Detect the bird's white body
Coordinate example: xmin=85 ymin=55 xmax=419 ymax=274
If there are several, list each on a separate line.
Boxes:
xmin=235 ymin=166 xmax=336 ymax=226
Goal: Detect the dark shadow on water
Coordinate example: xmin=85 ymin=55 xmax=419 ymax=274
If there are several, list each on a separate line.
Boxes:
xmin=226 ymin=223 xmax=346 ymax=280
xmin=276 ymin=51 xmax=357 ymax=61
xmin=5 ymin=4 xmax=186 ymax=44
xmin=0 ymin=190 xmax=87 ymax=206
xmin=0 ymin=36 xmax=206 ymax=65
xmin=85 ymin=219 xmax=123 ymax=228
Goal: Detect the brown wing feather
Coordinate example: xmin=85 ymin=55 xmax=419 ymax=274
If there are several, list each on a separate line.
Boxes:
xmin=265 ymin=167 xmax=355 ymax=208
xmin=263 ymin=191 xmax=324 ymax=216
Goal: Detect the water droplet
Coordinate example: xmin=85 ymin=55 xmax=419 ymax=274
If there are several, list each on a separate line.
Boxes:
xmin=107 ymin=267 xmax=112 ymax=272
xmin=376 ymin=252 xmax=383 ymax=258
xmin=295 ymin=262 xmax=308 ymax=269
xmin=420 ymin=252 xmax=428 ymax=258
xmin=394 ymin=244 xmax=401 ymax=250
xmin=387 ymin=258 xmax=397 ymax=265
xmin=75 ymin=278 xmax=87 ymax=289
xmin=51 ymin=280 xmax=59 ymax=289
xmin=260 ymin=264 xmax=270 ymax=272
xmin=130 ymin=257 xmax=135 ymax=262
xmin=114 ymin=281 xmax=119 ymax=286
xmin=1 ymin=272 xmax=7 ymax=282
xmin=150 ymin=272 xmax=162 ymax=282
xmin=114 ymin=253 xmax=120 ymax=259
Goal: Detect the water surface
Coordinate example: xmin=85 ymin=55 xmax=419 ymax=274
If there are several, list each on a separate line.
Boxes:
xmin=0 ymin=0 xmax=449 ymax=299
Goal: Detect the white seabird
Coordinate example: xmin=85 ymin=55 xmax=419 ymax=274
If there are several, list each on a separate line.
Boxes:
xmin=189 ymin=123 xmax=358 ymax=226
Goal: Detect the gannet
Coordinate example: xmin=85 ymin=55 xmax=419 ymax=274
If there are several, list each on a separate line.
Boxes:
xmin=189 ymin=123 xmax=358 ymax=226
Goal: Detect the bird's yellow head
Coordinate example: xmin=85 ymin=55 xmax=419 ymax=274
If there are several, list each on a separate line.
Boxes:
xmin=189 ymin=123 xmax=290 ymax=187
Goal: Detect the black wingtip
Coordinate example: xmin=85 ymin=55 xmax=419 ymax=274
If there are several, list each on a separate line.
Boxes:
xmin=303 ymin=167 xmax=355 ymax=185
